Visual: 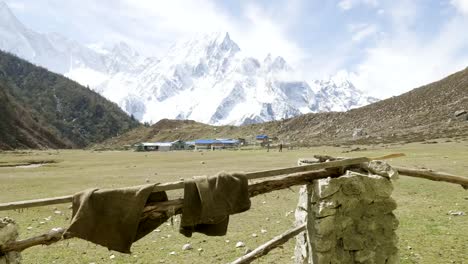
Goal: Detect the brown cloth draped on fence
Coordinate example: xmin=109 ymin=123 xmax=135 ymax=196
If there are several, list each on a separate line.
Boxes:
xmin=64 ymin=184 xmax=169 ymax=253
xmin=180 ymin=172 xmax=251 ymax=237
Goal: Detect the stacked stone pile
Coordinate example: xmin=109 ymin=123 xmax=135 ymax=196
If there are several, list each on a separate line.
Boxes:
xmin=295 ymin=159 xmax=399 ymax=264
xmin=0 ymin=218 xmax=21 ymax=264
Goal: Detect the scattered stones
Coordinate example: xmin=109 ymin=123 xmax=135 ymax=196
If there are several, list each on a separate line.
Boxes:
xmin=447 ymin=211 xmax=466 ymax=216
xmin=262 ymin=201 xmax=266 ymax=204
xmin=352 ymin=128 xmax=367 ymax=139
xmin=169 ymin=251 xmax=176 ymax=255
xmin=44 ymin=216 xmax=52 ymax=221
xmin=342 ymin=147 xmax=367 ymax=153
xmin=197 ymin=248 xmax=203 ymax=252
xmin=26 ymin=226 xmax=33 ymax=230
xmin=225 ymin=240 xmax=230 ymax=243
xmin=109 ymin=254 xmax=115 ymax=260
xmin=235 ymin=241 xmax=245 ymax=248
xmin=39 ymin=221 xmax=45 ymax=225
xmin=251 ymin=233 xmax=258 ymax=237
xmin=145 ymin=178 xmax=150 ymax=183
xmin=53 ymin=210 xmax=62 ymax=215
xmin=260 ymin=229 xmax=267 ymax=234
xmin=154 ymin=229 xmax=161 ymax=232
xmin=200 ymin=161 xmax=206 ymax=164
xmin=182 ymin=243 xmax=193 ymax=250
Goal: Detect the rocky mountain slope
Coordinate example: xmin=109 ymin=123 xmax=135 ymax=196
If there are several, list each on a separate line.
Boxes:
xmin=101 ymin=67 xmax=468 ymax=147
xmin=0 ymin=2 xmax=377 ymax=126
xmin=0 ymin=50 xmax=139 ymax=150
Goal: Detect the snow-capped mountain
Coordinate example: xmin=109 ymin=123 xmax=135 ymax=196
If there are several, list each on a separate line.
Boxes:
xmin=0 ymin=2 xmax=377 ymax=125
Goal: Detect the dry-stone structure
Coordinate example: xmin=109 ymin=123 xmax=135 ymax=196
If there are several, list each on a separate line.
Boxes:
xmin=295 ymin=159 xmax=399 ymax=264
xmin=0 ymin=218 xmax=21 ymax=264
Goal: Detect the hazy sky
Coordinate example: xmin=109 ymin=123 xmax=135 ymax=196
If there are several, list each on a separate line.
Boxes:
xmin=4 ymin=0 xmax=468 ymax=98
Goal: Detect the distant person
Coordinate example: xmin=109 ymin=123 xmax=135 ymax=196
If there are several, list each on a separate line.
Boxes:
xmin=279 ymin=143 xmax=283 ymax=152
xmin=267 ymin=143 xmax=270 ymax=152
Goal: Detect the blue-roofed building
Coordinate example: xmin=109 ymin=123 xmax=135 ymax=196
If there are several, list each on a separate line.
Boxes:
xmin=256 ymin=134 xmax=269 ymax=146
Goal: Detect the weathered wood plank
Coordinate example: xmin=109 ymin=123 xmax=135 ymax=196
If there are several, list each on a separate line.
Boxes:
xmin=0 ymin=156 xmax=378 ymax=211
xmin=395 ymin=166 xmax=468 ymax=189
xmin=230 ymin=224 xmax=307 ymax=264
xmin=1 ymin=169 xmax=341 ymax=253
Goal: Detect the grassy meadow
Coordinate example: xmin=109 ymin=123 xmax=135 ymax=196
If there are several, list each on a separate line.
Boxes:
xmin=0 ymin=139 xmax=467 ymax=263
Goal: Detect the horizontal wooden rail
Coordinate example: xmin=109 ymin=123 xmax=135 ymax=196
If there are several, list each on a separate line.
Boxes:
xmin=230 ymin=224 xmax=306 ymax=264
xmin=2 ymin=155 xmax=399 ymax=211
xmin=1 ymin=169 xmax=342 ymax=253
xmin=394 ymin=166 xmax=468 ymax=189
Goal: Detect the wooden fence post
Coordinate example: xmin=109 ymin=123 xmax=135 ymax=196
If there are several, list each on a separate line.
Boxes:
xmin=295 ymin=159 xmax=399 ymax=263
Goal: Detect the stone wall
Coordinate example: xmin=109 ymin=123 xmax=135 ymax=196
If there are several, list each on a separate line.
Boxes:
xmin=295 ymin=160 xmax=399 ymax=264
xmin=0 ymin=218 xmax=21 ymax=264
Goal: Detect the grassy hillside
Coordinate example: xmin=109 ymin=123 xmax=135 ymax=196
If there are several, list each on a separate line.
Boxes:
xmin=0 ymin=50 xmax=140 ymax=149
xmin=0 ymin=86 xmax=71 ymax=149
xmin=101 ymin=67 xmax=468 ymax=148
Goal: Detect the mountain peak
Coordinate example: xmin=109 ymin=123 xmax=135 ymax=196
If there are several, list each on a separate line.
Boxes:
xmin=111 ymin=41 xmax=139 ymax=57
xmin=0 ymin=1 xmax=24 ymax=30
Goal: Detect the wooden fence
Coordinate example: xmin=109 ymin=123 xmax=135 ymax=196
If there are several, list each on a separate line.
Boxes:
xmin=0 ymin=154 xmax=467 ymax=263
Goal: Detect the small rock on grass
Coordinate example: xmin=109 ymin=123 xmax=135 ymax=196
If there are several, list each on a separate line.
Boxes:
xmin=447 ymin=210 xmax=466 ymax=216
xmin=182 ymin=243 xmax=193 ymax=250
xmin=261 ymin=229 xmax=267 ymax=233
xmin=236 ymin=241 xmax=245 ymax=248
xmin=109 ymin=254 xmax=115 ymax=259
xmin=251 ymin=233 xmax=257 ymax=237
xmin=169 ymin=251 xmax=176 ymax=255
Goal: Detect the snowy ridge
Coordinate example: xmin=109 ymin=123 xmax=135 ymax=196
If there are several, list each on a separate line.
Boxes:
xmin=0 ymin=2 xmax=378 ymax=125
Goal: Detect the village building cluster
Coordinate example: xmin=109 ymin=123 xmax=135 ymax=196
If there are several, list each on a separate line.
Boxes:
xmin=133 ymin=134 xmax=276 ymax=151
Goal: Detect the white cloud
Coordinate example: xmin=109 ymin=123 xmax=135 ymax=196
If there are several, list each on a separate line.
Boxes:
xmin=451 ymin=0 xmax=468 ymax=15
xmin=348 ymin=14 xmax=468 ymax=98
xmin=338 ymin=0 xmax=378 ymax=10
xmin=348 ymin=24 xmax=378 ymax=42
xmin=107 ymin=0 xmax=304 ymax=62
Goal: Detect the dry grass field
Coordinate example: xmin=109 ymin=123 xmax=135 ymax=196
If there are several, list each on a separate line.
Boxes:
xmin=0 ymin=139 xmax=467 ymax=263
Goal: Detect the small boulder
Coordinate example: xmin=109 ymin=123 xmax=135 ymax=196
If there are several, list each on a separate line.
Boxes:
xmin=236 ymin=241 xmax=245 ymax=248
xmin=182 ymin=243 xmax=193 ymax=250
xmin=448 ymin=210 xmax=466 ymax=216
